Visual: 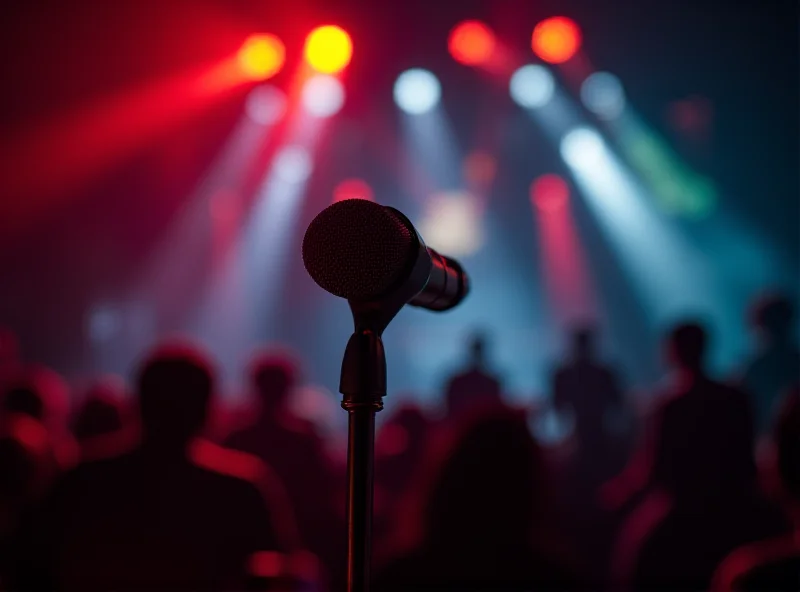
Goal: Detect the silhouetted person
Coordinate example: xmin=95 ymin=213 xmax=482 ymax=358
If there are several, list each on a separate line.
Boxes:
xmin=553 ymin=325 xmax=628 ymax=476
xmin=225 ymin=349 xmax=341 ymax=587
xmin=71 ymin=376 xmax=127 ymax=443
xmin=0 ymin=415 xmax=51 ymax=586
xmin=552 ymin=325 xmax=629 ymax=586
xmin=1 ymin=367 xmax=77 ymax=474
xmin=443 ymin=332 xmax=503 ymax=418
xmin=374 ymin=403 xmax=429 ymax=544
xmin=740 ymin=293 xmax=800 ymax=435
xmin=374 ymin=407 xmax=580 ymax=591
xmin=712 ymin=385 xmax=800 ymax=592
xmin=11 ymin=341 xmax=298 ymax=591
xmin=610 ymin=321 xmax=789 ymax=592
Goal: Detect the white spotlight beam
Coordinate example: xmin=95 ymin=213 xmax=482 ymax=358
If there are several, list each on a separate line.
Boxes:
xmin=560 ymin=127 xmax=720 ymax=321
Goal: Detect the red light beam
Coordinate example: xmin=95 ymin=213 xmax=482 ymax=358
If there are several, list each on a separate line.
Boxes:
xmin=532 ymin=175 xmax=597 ymax=325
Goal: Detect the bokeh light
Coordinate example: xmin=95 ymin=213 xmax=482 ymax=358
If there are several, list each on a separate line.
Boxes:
xmin=333 ymin=178 xmax=374 ymax=203
xmin=532 ymin=17 xmax=582 ymax=64
xmin=509 ymin=64 xmax=555 ymax=109
xmin=301 ymin=75 xmax=345 ymax=117
xmin=580 ymin=72 xmax=626 ymax=120
xmin=531 ymin=174 xmax=570 ymax=212
xmin=237 ymin=34 xmax=286 ymax=81
xmin=463 ymin=150 xmax=497 ymax=187
xmin=560 ymin=127 xmax=606 ymax=171
xmin=245 ymin=85 xmax=287 ymax=125
xmin=394 ymin=69 xmax=441 ymax=115
xmin=417 ymin=191 xmax=484 ymax=257
xmin=304 ymin=25 xmax=353 ymax=74
xmin=448 ymin=20 xmax=496 ymax=66
xmin=87 ymin=304 xmax=121 ymax=343
xmin=273 ymin=146 xmax=313 ymax=184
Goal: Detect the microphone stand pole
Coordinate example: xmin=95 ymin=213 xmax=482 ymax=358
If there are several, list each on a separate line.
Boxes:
xmin=340 ymin=326 xmax=384 ymax=592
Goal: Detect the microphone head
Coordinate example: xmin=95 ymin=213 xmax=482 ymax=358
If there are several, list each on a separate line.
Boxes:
xmin=302 ymin=199 xmax=418 ymax=301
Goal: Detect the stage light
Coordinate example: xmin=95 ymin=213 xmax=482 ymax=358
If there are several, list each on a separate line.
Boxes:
xmin=417 ymin=191 xmax=484 ymax=257
xmin=580 ymin=72 xmax=626 ymax=120
xmin=531 ymin=174 xmax=569 ymax=212
xmin=304 ymin=25 xmax=353 ymax=74
xmin=274 ymin=146 xmax=313 ymax=184
xmin=448 ymin=20 xmax=496 ymax=66
xmin=532 ymin=17 xmax=581 ymax=64
xmin=509 ymin=65 xmax=555 ymax=109
xmin=245 ymin=85 xmax=287 ymax=125
xmin=560 ymin=127 xmax=606 ymax=171
xmin=394 ymin=69 xmax=441 ymax=115
xmin=87 ymin=304 xmax=121 ymax=343
xmin=301 ymin=74 xmax=345 ymax=117
xmin=238 ymin=34 xmax=285 ymax=81
xmin=463 ymin=150 xmax=497 ymax=186
xmin=333 ymin=178 xmax=374 ymax=203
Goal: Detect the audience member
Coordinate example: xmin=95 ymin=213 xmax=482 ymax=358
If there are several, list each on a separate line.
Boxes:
xmin=610 ymin=321 xmax=790 ymax=591
xmin=551 ymin=324 xmax=631 ymax=585
xmin=374 ymin=402 xmax=429 ymax=543
xmin=740 ymin=293 xmax=800 ymax=435
xmin=225 ymin=349 xmax=342 ymax=587
xmin=1 ymin=367 xmax=77 ymax=473
xmin=553 ymin=324 xmax=629 ymax=480
xmin=374 ymin=407 xmax=580 ymax=591
xmin=0 ymin=415 xmax=51 ymax=585
xmin=443 ymin=331 xmax=503 ymax=419
xmin=71 ymin=375 xmax=127 ymax=442
xmin=712 ymin=385 xmax=800 ymax=592
xmin=10 ymin=341 xmax=298 ymax=591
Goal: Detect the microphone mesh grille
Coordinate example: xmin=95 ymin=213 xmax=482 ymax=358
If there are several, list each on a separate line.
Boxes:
xmin=302 ymin=199 xmax=415 ymax=301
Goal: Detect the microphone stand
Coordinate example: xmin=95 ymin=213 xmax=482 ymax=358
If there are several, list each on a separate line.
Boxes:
xmin=335 ymin=213 xmax=435 ymax=592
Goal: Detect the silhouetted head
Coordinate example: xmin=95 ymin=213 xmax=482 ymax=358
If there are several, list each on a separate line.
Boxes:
xmin=666 ymin=321 xmax=708 ymax=373
xmin=73 ymin=376 xmax=127 ymax=441
xmin=570 ymin=323 xmax=597 ymax=362
xmin=3 ymin=384 xmax=44 ymax=421
xmin=750 ymin=293 xmax=795 ymax=344
xmin=424 ymin=409 xmax=544 ymax=550
xmin=467 ymin=332 xmax=488 ymax=366
xmin=137 ymin=342 xmax=214 ymax=451
xmin=248 ymin=349 xmax=299 ymax=415
xmin=0 ymin=414 xmax=49 ymax=501
xmin=2 ymin=367 xmax=70 ymax=428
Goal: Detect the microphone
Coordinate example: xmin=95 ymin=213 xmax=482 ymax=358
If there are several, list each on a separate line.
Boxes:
xmin=302 ymin=199 xmax=469 ymax=312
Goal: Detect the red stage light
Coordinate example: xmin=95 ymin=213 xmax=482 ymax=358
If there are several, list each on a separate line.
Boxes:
xmin=333 ymin=178 xmax=374 ymax=203
xmin=238 ymin=34 xmax=285 ymax=81
xmin=532 ymin=17 xmax=581 ymax=64
xmin=305 ymin=25 xmax=353 ymax=74
xmin=531 ymin=174 xmax=569 ymax=212
xmin=463 ymin=150 xmax=497 ymax=186
xmin=448 ymin=20 xmax=496 ymax=66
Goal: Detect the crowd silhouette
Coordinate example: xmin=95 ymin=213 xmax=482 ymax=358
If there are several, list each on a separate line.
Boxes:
xmin=0 ymin=293 xmax=798 ymax=591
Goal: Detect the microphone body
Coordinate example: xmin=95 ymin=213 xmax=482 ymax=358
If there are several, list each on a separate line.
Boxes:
xmin=302 ymin=200 xmax=469 ymax=313
xmin=408 ymin=248 xmax=468 ymax=311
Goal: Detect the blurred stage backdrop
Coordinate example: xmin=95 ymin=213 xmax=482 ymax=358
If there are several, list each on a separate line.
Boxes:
xmin=0 ymin=0 xmax=797 ymax=419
